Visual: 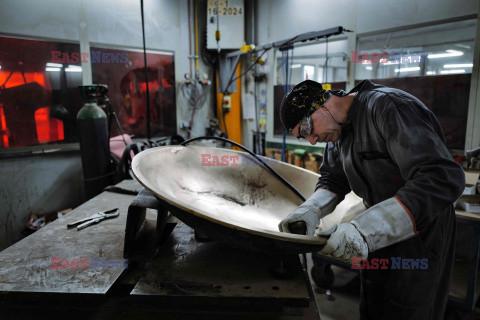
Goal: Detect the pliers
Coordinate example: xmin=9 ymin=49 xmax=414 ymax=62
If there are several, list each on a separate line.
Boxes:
xmin=67 ymin=208 xmax=120 ymax=230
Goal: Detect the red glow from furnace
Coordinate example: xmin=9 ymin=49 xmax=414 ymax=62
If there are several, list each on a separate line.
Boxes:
xmin=0 ymin=71 xmax=46 ymax=88
xmin=35 ymin=107 xmax=64 ymax=143
xmin=0 ymin=107 xmax=9 ymax=148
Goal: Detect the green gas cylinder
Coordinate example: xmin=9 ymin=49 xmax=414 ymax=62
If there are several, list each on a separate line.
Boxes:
xmin=77 ymin=85 xmax=111 ymax=199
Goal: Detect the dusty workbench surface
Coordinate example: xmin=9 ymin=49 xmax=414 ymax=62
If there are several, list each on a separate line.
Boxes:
xmin=0 ymin=180 xmax=320 ymax=319
xmin=0 ymin=180 xmax=142 ymax=299
xmin=131 ymin=220 xmax=311 ymax=308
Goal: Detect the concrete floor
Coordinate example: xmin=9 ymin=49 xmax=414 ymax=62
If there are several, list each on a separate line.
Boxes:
xmin=307 ymin=254 xmax=361 ymax=320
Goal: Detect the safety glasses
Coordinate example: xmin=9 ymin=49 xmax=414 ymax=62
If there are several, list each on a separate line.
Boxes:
xmin=296 ymin=116 xmax=313 ymax=142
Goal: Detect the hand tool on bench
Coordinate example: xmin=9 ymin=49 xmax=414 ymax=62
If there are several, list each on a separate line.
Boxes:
xmin=67 ymin=208 xmax=119 ymax=230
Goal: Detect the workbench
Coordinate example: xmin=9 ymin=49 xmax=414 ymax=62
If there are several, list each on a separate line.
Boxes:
xmin=449 ymin=209 xmax=480 ymax=310
xmin=0 ymin=180 xmax=320 ymax=319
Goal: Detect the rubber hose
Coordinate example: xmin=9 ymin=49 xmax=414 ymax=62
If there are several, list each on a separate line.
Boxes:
xmin=180 ymin=136 xmax=306 ymax=202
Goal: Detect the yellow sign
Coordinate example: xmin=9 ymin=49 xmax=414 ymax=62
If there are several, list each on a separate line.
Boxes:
xmin=240 ymin=44 xmax=255 ymax=53
xmin=322 ymin=84 xmax=332 ymax=90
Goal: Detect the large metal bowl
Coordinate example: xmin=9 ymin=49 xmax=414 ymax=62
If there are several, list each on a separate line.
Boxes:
xmin=132 ymin=145 xmax=327 ymax=254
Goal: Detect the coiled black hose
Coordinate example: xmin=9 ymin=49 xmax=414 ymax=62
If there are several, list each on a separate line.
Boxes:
xmin=180 ymin=136 xmax=306 ymax=202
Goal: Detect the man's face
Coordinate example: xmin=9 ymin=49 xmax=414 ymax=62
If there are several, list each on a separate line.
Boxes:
xmin=291 ymin=108 xmax=342 ymax=145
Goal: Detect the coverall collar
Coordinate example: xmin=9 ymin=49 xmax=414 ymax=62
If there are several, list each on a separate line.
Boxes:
xmin=346 ymin=80 xmax=383 ymax=122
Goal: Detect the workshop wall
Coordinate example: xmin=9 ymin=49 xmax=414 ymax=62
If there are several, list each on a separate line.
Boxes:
xmin=0 ymin=0 xmax=214 ymax=251
xmin=357 ymin=0 xmax=477 ymax=34
xmin=255 ymin=0 xmax=477 ymax=44
xmin=0 ymin=154 xmax=84 ymax=251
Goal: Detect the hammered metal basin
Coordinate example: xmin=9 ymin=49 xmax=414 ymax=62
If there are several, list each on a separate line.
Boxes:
xmin=132 ymin=145 xmax=327 ymax=254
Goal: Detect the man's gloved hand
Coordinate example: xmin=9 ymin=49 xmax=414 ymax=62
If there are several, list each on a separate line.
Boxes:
xmin=316 ymin=223 xmax=368 ymax=261
xmin=315 ymin=197 xmax=417 ymax=261
xmin=278 ymin=189 xmax=339 ymax=235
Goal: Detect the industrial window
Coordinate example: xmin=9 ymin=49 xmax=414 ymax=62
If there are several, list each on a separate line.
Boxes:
xmin=90 ymin=46 xmax=176 ymax=138
xmin=355 ymin=19 xmax=476 ymax=150
xmin=355 ymin=20 xmax=475 ymax=79
xmin=276 ymin=39 xmax=349 ymax=86
xmin=0 ymin=36 xmax=83 ymax=149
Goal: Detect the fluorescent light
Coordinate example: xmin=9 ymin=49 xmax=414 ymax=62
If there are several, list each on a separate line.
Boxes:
xmin=46 ymin=62 xmax=63 ymax=67
xmin=455 ymin=44 xmax=471 ymax=49
xmin=394 ymin=67 xmax=420 ymax=72
xmin=303 ymin=65 xmax=314 ymax=80
xmin=440 ymin=69 xmax=465 ymax=74
xmin=290 ymin=64 xmax=301 ymax=68
xmin=443 ymin=63 xmax=473 ymax=68
xmin=65 ymin=65 xmax=82 ymax=72
xmin=381 ymin=61 xmax=399 ymax=65
xmin=427 ymin=50 xmax=463 ymax=59
xmin=0 ymin=65 xmax=2 ymax=69
xmin=45 ymin=67 xmax=61 ymax=72
xmin=365 ymin=66 xmax=373 ymax=70
xmin=426 ymin=71 xmax=436 ymax=75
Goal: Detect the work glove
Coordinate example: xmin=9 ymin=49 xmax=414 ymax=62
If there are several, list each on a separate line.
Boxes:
xmin=316 ymin=194 xmax=367 ymax=232
xmin=316 ymin=223 xmax=368 ymax=260
xmin=315 ymin=197 xmax=416 ymax=261
xmin=278 ymin=188 xmax=339 ymax=235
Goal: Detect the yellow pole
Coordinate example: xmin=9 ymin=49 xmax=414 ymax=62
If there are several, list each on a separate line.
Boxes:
xmin=194 ymin=0 xmax=199 ymax=72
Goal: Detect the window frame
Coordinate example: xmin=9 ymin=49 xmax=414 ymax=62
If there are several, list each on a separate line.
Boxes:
xmin=0 ymin=34 xmax=83 ymax=157
xmin=0 ymin=36 xmax=177 ymax=158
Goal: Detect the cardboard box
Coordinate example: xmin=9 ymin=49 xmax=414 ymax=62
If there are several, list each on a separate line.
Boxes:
xmin=464 ymin=185 xmax=477 ymax=195
xmin=465 ymin=170 xmax=480 ymax=184
xmin=266 ymin=148 xmax=282 ymax=161
xmin=303 ymin=153 xmax=321 ymax=173
xmin=465 ymin=170 xmax=480 ymax=195
xmin=458 ymin=195 xmax=480 ymax=213
xmin=286 ymin=150 xmax=295 ymax=165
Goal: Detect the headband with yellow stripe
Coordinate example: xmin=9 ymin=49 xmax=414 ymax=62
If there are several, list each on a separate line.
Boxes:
xmin=280 ymin=80 xmax=334 ymax=133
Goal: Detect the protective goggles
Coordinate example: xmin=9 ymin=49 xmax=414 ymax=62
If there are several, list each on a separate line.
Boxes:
xmin=293 ymin=116 xmax=313 ymax=141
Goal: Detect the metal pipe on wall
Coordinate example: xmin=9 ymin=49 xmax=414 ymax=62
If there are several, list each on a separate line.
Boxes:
xmin=194 ymin=0 xmax=200 ymax=75
xmin=188 ymin=0 xmax=194 ymax=79
xmin=140 ymin=0 xmax=151 ymax=139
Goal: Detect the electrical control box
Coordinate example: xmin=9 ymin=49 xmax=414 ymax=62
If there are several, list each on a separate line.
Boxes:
xmin=222 ymin=94 xmax=232 ymax=112
xmin=207 ymin=0 xmax=244 ymax=50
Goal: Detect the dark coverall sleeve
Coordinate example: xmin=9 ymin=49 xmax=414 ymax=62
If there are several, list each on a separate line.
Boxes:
xmin=376 ymin=94 xmax=465 ymax=233
xmin=315 ymin=142 xmax=352 ymax=202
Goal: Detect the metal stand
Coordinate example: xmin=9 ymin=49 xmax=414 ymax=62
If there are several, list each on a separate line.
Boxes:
xmin=123 ymin=189 xmax=173 ymax=262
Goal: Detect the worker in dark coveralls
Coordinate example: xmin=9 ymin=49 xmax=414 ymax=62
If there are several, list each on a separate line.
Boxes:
xmin=278 ymin=79 xmax=465 ymax=319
